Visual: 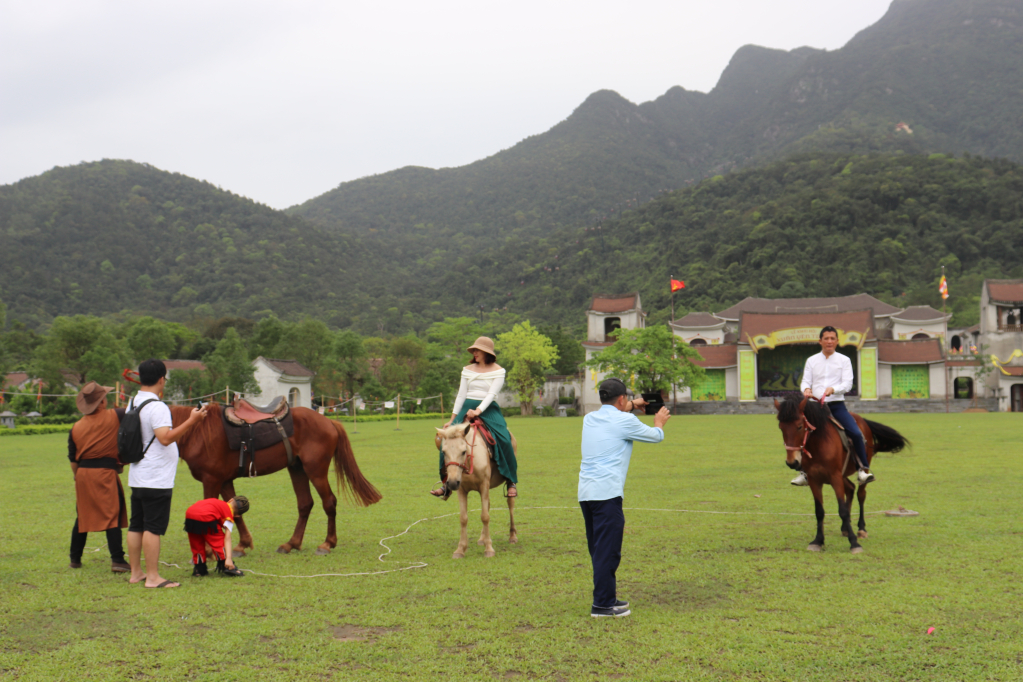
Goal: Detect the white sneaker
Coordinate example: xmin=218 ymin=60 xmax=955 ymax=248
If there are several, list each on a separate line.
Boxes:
xmin=790 ymin=472 xmax=809 ymax=486
xmin=857 ymin=469 xmax=875 ymax=484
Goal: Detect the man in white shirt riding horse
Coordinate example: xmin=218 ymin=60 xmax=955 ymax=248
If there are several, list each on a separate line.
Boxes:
xmin=791 ymin=326 xmax=875 ymax=487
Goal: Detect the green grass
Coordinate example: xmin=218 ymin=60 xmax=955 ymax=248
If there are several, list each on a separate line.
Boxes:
xmin=1 ymin=413 xmax=1021 ymax=681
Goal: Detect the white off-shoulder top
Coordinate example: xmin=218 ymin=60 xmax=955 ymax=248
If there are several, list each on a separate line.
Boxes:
xmin=451 ymin=367 xmax=506 ymax=417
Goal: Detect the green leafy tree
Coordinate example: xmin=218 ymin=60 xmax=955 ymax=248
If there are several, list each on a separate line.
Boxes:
xmin=585 ymin=325 xmax=704 ymax=395
xmin=165 ymin=368 xmax=212 ymax=403
xmin=33 ymin=315 xmax=131 ymax=387
xmin=426 ymin=317 xmax=480 ymax=358
xmin=126 ymin=316 xmax=176 ymax=363
xmin=496 ymin=321 xmax=559 ymax=415
xmin=273 ymin=318 xmax=334 ymax=374
xmin=331 ymin=330 xmax=369 ymax=401
xmin=249 ymin=315 xmax=286 ymax=360
xmin=537 ymin=324 xmax=585 ymax=375
xmin=0 ymin=294 xmax=8 ymax=378
xmin=204 ymin=328 xmax=259 ymax=396
xmin=379 ymin=335 xmax=429 ymax=395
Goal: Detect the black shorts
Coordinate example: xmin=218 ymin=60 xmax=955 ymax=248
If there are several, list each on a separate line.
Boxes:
xmin=129 ymin=487 xmax=173 ymax=536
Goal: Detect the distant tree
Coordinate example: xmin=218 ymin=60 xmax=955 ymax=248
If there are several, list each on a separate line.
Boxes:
xmin=249 ymin=315 xmax=285 ymax=360
xmin=126 ymin=316 xmax=176 ymax=363
xmin=33 ymin=315 xmax=131 ymax=387
xmin=204 ymin=316 xmax=255 ymax=340
xmin=0 ymin=295 xmax=8 ymax=378
xmin=165 ymin=368 xmax=212 ymax=403
xmin=204 ymin=328 xmax=258 ymax=396
xmin=496 ymin=321 xmax=559 ymax=415
xmin=585 ymin=325 xmax=704 ymax=395
xmin=537 ymin=324 xmax=585 ymax=375
xmin=426 ymin=317 xmax=480 ymax=358
xmin=379 ymin=335 xmax=429 ymax=395
xmin=273 ymin=318 xmax=334 ymax=374
xmin=332 ymin=330 xmax=368 ymax=401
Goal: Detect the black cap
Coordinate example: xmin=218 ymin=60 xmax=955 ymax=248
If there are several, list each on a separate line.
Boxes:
xmin=598 ymin=378 xmax=628 ymax=402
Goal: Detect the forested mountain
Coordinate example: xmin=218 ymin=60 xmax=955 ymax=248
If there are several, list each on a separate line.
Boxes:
xmin=3 ymin=153 xmax=1021 ymax=334
xmin=291 ymin=0 xmax=1023 ymax=240
xmin=0 ymin=161 xmax=385 ymax=328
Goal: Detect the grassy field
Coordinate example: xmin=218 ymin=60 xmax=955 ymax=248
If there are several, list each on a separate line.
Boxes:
xmin=1 ymin=412 xmax=1021 ymax=681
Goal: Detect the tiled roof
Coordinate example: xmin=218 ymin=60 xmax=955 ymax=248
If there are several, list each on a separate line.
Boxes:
xmin=892 ymin=305 xmax=948 ymax=322
xmin=3 ymin=372 xmax=29 ymax=388
xmin=164 ymin=360 xmax=207 ymax=372
xmin=739 ymin=310 xmax=875 ymax=342
xmin=878 ymin=339 xmax=945 ymax=364
xmin=262 ymin=358 xmax=315 ymax=377
xmin=672 ymin=312 xmax=724 ymax=328
xmin=691 ymin=345 xmax=738 ymax=368
xmin=716 ymin=294 xmax=901 ymax=320
xmin=986 ymin=279 xmax=1023 ymax=304
xmin=589 ymin=293 xmax=639 ymax=314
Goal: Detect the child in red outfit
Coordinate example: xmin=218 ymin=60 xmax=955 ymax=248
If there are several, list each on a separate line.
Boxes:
xmin=183 ymin=496 xmax=249 ymax=577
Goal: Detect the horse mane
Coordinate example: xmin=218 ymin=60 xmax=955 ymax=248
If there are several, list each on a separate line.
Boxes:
xmin=776 ymin=396 xmax=802 ymax=424
xmin=168 ymin=403 xmax=224 ymax=446
xmin=776 ymin=395 xmax=830 ymax=433
xmin=802 ymin=399 xmax=831 ymax=432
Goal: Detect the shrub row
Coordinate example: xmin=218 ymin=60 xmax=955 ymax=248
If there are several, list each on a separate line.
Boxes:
xmin=1 ymin=424 xmax=75 ymax=436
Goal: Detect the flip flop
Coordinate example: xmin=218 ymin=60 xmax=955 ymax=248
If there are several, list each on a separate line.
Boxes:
xmin=219 ymin=567 xmax=244 ymax=577
xmin=506 ymin=486 xmax=518 ymax=498
xmin=144 ymin=580 xmax=180 ymax=589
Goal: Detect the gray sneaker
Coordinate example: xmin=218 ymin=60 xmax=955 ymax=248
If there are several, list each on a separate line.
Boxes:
xmin=591 ymin=604 xmax=631 ymax=618
xmin=790 ymin=472 xmax=809 ymax=486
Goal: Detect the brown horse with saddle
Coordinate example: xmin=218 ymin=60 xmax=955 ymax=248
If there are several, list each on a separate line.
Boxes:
xmin=775 ymin=396 xmax=908 ymax=553
xmin=171 ymin=397 xmax=381 ymax=556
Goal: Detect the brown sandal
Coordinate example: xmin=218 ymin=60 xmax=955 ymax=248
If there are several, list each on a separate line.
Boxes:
xmin=506 ymin=485 xmax=518 ymax=498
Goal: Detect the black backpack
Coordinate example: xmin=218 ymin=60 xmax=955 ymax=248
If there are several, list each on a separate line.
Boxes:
xmin=118 ymin=398 xmax=159 ymax=464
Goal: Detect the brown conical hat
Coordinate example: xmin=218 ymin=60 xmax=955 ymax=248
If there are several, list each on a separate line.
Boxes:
xmin=467 ymin=336 xmax=496 ymax=357
xmin=76 ymin=381 xmax=113 ymax=415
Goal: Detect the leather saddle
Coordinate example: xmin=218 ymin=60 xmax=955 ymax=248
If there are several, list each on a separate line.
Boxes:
xmin=822 ymin=408 xmax=854 ymax=465
xmin=225 ymin=396 xmax=288 ymax=425
xmin=222 ymin=398 xmax=296 ymax=477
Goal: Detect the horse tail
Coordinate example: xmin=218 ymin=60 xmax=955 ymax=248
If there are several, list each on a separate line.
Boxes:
xmin=863 ymin=419 xmax=910 ymax=454
xmin=330 ymin=421 xmax=383 ymax=507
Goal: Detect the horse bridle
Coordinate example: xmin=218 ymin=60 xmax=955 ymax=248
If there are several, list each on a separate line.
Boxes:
xmin=444 ymin=419 xmax=486 ymax=476
xmin=784 ymin=397 xmax=826 ymax=461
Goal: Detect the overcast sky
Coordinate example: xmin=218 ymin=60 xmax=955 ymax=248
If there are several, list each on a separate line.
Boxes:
xmin=1 ymin=0 xmax=892 ymax=209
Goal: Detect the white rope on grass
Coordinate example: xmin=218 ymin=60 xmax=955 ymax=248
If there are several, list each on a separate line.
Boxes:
xmin=86 ymin=503 xmax=900 ymax=579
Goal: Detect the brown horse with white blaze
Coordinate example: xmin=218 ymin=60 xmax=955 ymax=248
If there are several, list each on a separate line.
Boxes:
xmin=172 ymin=404 xmax=381 ymax=556
xmin=775 ymin=396 xmax=908 ymax=553
xmin=436 ymin=421 xmax=518 ymax=559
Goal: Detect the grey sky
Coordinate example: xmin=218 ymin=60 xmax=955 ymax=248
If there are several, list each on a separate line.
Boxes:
xmin=1 ymin=0 xmax=892 ymax=209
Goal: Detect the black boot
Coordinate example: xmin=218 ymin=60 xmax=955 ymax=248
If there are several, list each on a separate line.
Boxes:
xmin=216 ymin=559 xmax=244 ymax=577
xmin=192 ymin=561 xmax=208 ymax=577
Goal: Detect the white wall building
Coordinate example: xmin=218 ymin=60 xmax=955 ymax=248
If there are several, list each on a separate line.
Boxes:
xmin=252 ymin=357 xmax=315 ymax=409
xmin=581 ymin=293 xmax=645 ymax=414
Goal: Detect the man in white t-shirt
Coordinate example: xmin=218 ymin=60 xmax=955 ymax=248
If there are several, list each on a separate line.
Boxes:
xmin=126 ymin=359 xmax=207 ymax=589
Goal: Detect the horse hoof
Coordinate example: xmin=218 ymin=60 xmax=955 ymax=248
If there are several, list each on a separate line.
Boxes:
xmin=452 ymin=552 xmax=465 ymax=559
xmin=857 ymin=530 xmax=868 ymax=539
xmin=850 ymin=546 xmax=864 ymax=554
xmin=277 ymin=545 xmax=292 ymax=554
xmin=509 ymin=536 xmax=518 ymax=544
xmin=807 ymin=544 xmax=823 ymax=552
xmin=315 ymin=547 xmax=331 ymax=556
xmin=484 ymin=550 xmax=496 ymax=558
xmin=232 ymin=549 xmax=246 ymax=558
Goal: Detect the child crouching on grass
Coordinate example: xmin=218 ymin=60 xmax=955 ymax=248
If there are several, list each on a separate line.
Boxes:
xmin=183 ymin=496 xmax=249 ymax=577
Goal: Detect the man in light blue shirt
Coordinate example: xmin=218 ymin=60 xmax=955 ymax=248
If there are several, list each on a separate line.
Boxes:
xmin=579 ymin=378 xmax=671 ymax=618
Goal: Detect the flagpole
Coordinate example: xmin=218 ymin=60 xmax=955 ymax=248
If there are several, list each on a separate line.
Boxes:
xmin=671 ymin=277 xmax=677 ymax=412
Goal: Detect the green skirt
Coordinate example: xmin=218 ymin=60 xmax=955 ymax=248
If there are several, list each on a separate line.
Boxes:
xmin=438 ymin=399 xmax=517 ymax=484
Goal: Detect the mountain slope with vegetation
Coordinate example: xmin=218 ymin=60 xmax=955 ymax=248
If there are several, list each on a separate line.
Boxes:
xmin=291 ymin=0 xmax=1022 ymax=241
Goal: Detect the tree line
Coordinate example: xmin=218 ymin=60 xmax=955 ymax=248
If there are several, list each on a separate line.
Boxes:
xmin=0 ymin=307 xmax=585 ymax=417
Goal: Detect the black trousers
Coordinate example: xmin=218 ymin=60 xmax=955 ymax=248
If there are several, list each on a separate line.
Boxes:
xmin=580 ymin=497 xmax=624 ymax=608
xmin=69 ymin=520 xmax=125 ymax=563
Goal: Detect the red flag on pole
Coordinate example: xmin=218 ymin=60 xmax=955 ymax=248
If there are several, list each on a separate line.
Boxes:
xmin=671 ymin=279 xmax=685 ymax=292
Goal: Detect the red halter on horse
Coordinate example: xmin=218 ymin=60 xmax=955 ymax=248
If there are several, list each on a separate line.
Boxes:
xmin=775 ymin=396 xmax=908 ymax=553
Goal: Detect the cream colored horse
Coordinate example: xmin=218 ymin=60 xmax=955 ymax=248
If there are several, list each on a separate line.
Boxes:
xmin=435 ymin=422 xmax=518 ymax=558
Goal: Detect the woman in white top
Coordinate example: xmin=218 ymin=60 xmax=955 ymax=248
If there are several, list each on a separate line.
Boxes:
xmin=431 ymin=336 xmax=518 ymax=499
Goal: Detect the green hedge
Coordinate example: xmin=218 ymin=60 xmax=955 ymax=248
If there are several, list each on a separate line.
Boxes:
xmin=328 ymin=412 xmax=447 ymax=423
xmin=1 ymin=424 xmax=75 ymax=436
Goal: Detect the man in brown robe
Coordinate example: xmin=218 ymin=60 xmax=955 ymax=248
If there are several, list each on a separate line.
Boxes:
xmin=68 ymin=381 xmax=130 ymax=572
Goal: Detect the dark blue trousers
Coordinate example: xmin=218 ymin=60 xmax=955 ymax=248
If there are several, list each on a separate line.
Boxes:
xmin=827 ymin=401 xmax=868 ymax=469
xmin=580 ymin=497 xmax=624 ymax=608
